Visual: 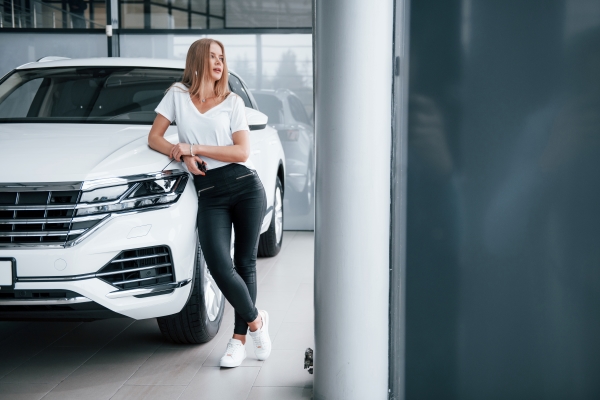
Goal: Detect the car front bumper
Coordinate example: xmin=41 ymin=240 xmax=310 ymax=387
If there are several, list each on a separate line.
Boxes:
xmin=0 ymin=179 xmax=198 ymax=320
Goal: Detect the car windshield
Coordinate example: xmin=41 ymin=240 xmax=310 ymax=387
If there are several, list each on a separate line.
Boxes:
xmin=0 ymin=67 xmax=183 ymax=125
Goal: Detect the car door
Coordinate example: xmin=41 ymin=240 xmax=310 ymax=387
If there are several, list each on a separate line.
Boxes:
xmin=287 ymin=94 xmax=314 ymax=191
xmin=228 ymin=74 xmax=273 ymax=205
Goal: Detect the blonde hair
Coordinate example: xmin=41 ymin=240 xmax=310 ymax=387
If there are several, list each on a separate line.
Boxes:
xmin=178 ymin=38 xmax=230 ymax=100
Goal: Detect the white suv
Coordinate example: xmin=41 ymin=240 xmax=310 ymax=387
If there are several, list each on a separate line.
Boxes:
xmin=0 ymin=57 xmax=285 ymax=344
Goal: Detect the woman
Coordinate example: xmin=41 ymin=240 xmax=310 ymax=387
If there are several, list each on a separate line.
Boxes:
xmin=148 ymin=38 xmax=271 ymax=368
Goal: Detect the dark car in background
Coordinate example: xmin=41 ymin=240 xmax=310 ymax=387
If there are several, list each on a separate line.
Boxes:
xmin=252 ymin=89 xmax=314 ymax=216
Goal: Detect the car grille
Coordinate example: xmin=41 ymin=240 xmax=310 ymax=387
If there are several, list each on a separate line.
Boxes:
xmin=0 ymin=183 xmax=107 ymax=246
xmin=97 ymin=246 xmax=175 ymax=290
xmin=0 ymin=183 xmax=110 ymax=247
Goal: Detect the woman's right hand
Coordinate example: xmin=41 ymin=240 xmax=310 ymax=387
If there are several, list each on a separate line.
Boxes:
xmin=182 ymin=155 xmax=207 ymax=176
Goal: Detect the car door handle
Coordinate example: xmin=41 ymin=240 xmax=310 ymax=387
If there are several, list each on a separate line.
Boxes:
xmin=252 ymin=150 xmax=261 ymax=155
xmin=268 ymin=140 xmax=278 ymax=146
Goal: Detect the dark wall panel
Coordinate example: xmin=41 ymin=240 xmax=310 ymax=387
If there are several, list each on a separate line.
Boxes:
xmin=405 ymin=0 xmax=600 ymax=398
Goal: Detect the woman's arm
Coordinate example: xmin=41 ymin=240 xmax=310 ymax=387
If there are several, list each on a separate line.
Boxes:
xmin=171 ymin=130 xmax=251 ymax=163
xmin=148 ymin=114 xmax=175 ymax=156
xmin=148 ymin=114 xmax=206 ymax=175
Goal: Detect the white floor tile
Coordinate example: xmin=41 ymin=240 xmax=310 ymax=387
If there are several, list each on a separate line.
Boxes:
xmin=179 ymin=367 xmax=260 ymax=400
xmin=127 ymin=345 xmax=213 ymax=386
xmin=0 ymin=383 xmax=55 ymax=400
xmin=246 ymin=386 xmax=313 ymax=400
xmin=111 ymin=385 xmax=186 ymax=400
xmin=0 ymin=231 xmax=315 ymax=397
xmin=253 ymin=350 xmax=314 ymax=388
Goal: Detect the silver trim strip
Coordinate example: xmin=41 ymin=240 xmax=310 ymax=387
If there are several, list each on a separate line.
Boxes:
xmin=110 ymin=253 xmax=170 ymax=263
xmin=0 ymin=214 xmax=105 ymax=224
xmin=71 ymin=214 xmax=110 ymax=222
xmin=18 ymin=273 xmax=97 ymax=282
xmin=0 ymin=229 xmax=85 ymax=237
xmin=0 ymin=217 xmax=73 ymax=224
xmin=105 ymin=279 xmax=192 ymax=299
xmin=0 ymin=296 xmax=91 ymax=305
xmin=0 ymin=204 xmax=76 ymax=211
xmin=111 ymin=273 xmax=173 ymax=286
xmin=0 ymin=243 xmax=66 ymax=249
xmin=0 ymin=182 xmax=82 ymax=192
xmin=96 ymin=262 xmax=172 ymax=277
xmin=19 ymin=263 xmax=172 ymax=283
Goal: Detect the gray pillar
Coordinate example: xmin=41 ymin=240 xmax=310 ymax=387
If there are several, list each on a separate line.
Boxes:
xmin=389 ymin=2 xmax=411 ymax=399
xmin=314 ymin=0 xmax=393 ymax=399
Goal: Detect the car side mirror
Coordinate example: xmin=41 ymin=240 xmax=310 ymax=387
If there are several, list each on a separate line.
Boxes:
xmin=246 ymin=107 xmax=268 ymax=131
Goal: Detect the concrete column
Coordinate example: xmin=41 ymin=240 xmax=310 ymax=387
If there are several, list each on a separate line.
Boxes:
xmin=313 ymin=0 xmax=393 ymax=399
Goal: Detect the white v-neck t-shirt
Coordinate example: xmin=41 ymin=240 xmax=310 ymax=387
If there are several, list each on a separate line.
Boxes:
xmin=155 ymin=82 xmax=252 ymax=171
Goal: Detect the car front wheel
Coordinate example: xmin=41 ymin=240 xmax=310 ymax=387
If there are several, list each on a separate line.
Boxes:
xmin=258 ymin=177 xmax=284 ymax=257
xmin=157 ymin=236 xmax=224 ymax=344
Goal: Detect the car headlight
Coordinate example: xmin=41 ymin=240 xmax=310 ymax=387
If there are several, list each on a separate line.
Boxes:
xmin=76 ymin=171 xmax=188 ymax=217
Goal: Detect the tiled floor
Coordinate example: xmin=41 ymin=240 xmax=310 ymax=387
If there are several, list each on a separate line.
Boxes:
xmin=0 ymin=231 xmax=314 ymax=400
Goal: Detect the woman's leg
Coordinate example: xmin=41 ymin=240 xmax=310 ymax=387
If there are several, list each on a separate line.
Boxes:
xmin=197 ymin=197 xmax=258 ymax=332
xmin=230 ymin=182 xmax=267 ymax=336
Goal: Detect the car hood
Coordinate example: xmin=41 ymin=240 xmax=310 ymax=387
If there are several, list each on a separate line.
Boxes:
xmin=0 ymin=124 xmax=179 ymax=183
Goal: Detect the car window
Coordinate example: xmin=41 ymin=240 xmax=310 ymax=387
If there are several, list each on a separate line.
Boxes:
xmin=288 ymin=95 xmax=310 ymax=125
xmin=0 ymin=78 xmax=43 ymax=118
xmin=253 ymin=93 xmax=284 ymax=124
xmin=228 ymin=73 xmax=252 ymax=108
xmin=0 ymin=67 xmax=182 ymax=124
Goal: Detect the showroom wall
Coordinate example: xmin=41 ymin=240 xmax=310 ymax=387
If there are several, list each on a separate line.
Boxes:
xmin=0 ymin=33 xmax=107 ymax=78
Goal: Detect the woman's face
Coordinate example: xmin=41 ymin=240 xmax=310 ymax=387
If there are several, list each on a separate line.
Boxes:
xmin=208 ymin=42 xmax=224 ymax=82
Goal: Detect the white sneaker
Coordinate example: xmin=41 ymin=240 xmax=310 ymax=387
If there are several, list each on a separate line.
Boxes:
xmin=219 ymin=338 xmax=246 ymax=368
xmin=249 ymin=310 xmax=272 ymax=360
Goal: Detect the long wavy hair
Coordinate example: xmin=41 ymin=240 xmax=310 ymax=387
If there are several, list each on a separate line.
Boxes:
xmin=179 ymin=38 xmax=230 ymax=100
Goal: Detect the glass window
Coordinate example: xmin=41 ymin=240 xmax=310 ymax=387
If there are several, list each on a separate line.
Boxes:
xmin=120 ymin=3 xmax=144 ymax=29
xmin=191 ymin=0 xmax=208 ymax=13
xmin=1 ymin=0 xmax=105 ymax=29
xmin=209 ymin=17 xmax=225 ymax=29
xmin=0 ymin=67 xmax=182 ymax=124
xmin=211 ymin=0 xmax=225 ymax=17
xmin=228 ymin=73 xmax=252 ymax=108
xmin=0 ymin=79 xmax=43 ymax=118
xmin=253 ymin=93 xmax=284 ymax=124
xmin=288 ymin=95 xmax=310 ymax=124
xmin=225 ymin=0 xmax=311 ymax=28
xmin=151 ymin=5 xmax=169 ymax=29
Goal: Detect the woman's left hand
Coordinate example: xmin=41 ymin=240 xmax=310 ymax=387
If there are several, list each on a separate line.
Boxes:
xmin=170 ymin=143 xmax=193 ymax=162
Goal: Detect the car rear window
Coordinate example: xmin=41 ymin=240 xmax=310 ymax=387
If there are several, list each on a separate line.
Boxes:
xmin=228 ymin=73 xmax=253 ymax=108
xmin=0 ymin=67 xmax=182 ymax=124
xmin=288 ymin=95 xmax=310 ymax=125
xmin=253 ymin=93 xmax=284 ymax=124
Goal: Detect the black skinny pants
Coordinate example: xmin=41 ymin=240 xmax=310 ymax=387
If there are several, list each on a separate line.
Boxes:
xmin=194 ymin=163 xmax=266 ymax=335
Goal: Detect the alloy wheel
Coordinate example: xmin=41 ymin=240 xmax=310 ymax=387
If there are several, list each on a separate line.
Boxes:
xmin=204 ymin=267 xmax=222 ymax=322
xmin=275 ymin=186 xmax=283 ymax=243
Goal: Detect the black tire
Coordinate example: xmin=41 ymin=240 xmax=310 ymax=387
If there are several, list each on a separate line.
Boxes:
xmin=258 ymin=177 xmax=284 ymax=257
xmin=157 ymin=237 xmax=225 ymax=344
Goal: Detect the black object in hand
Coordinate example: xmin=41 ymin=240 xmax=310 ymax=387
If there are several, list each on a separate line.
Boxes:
xmin=196 ymin=160 xmax=207 ymax=173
